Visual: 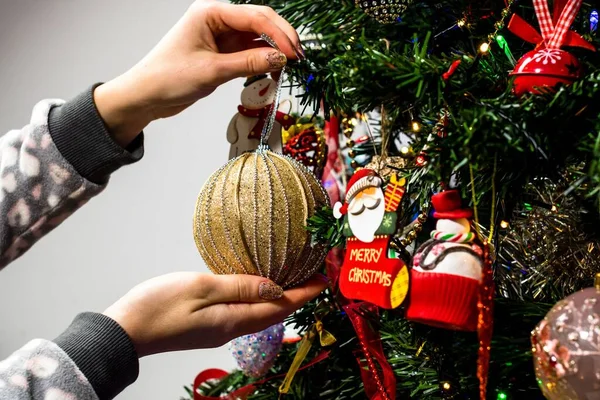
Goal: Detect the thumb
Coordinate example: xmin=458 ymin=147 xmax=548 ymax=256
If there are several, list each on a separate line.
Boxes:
xmin=213 ymin=48 xmax=287 ymax=84
xmin=204 ymin=274 xmax=285 ymax=304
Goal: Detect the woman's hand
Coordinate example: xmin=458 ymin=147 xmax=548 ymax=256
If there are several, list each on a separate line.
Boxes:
xmin=102 ymin=272 xmax=327 ymax=357
xmin=94 ymin=0 xmax=302 ymax=147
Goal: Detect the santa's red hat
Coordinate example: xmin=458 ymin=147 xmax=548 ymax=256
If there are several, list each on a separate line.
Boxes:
xmin=333 ymin=169 xmax=382 ymax=218
xmin=431 ymin=190 xmax=472 ymax=219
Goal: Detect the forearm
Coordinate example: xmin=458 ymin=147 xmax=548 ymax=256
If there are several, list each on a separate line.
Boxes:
xmin=0 ymin=86 xmax=144 ymax=269
xmin=0 ymin=314 xmax=139 ymax=400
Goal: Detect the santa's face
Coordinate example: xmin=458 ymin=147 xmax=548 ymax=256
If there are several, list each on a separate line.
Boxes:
xmin=240 ymin=78 xmax=276 ymax=110
xmin=348 ymin=186 xmax=385 ymax=243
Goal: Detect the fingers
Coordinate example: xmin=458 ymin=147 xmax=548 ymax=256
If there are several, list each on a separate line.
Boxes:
xmin=226 ymin=275 xmax=328 ymax=335
xmin=202 ymin=274 xmax=285 ymax=304
xmin=203 ymin=1 xmax=300 ymax=60
xmin=212 ymin=48 xmax=287 ymax=83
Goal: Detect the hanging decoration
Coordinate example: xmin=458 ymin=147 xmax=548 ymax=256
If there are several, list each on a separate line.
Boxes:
xmin=345 ymin=302 xmax=396 ymax=400
xmin=508 ymin=0 xmax=595 ymax=97
xmin=322 ymin=114 xmax=345 ymax=204
xmin=282 ymin=122 xmax=328 ymax=179
xmin=229 ymin=323 xmax=285 ymax=378
xmin=406 ymin=190 xmax=483 ymax=331
xmin=355 ymin=0 xmax=413 ymax=24
xmin=279 ymin=303 xmax=337 ymax=394
xmin=531 ymin=274 xmax=600 ymax=400
xmin=226 ymin=74 xmax=295 ymax=159
xmin=333 ymin=169 xmax=409 ymax=309
xmin=194 ymin=34 xmax=329 ymax=289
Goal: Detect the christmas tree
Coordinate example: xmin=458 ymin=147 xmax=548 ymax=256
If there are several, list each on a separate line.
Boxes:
xmin=186 ymin=0 xmax=600 ymax=399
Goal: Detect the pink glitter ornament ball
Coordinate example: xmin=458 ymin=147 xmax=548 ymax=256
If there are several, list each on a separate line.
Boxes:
xmin=229 ymin=323 xmax=285 ymax=378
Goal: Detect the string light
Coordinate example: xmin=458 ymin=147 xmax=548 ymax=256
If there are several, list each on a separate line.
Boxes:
xmin=479 ymin=42 xmax=490 ymax=54
xmin=591 ymin=10 xmax=598 ymax=33
xmin=497 ymin=392 xmax=508 ymax=400
xmin=457 ymin=18 xmax=466 ymax=27
xmin=551 ymin=205 xmax=558 ymax=212
xmin=442 ymin=382 xmax=451 ymax=390
xmin=400 ymin=146 xmax=410 ymax=155
xmin=411 ymin=120 xmax=422 ymax=132
xmin=500 ymin=220 xmax=509 ymax=229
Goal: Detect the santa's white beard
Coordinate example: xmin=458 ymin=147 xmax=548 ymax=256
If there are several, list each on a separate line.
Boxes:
xmin=347 ymin=190 xmax=385 ymax=243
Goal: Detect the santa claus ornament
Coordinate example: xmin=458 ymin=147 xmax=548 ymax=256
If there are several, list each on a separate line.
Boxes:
xmin=508 ymin=0 xmax=595 ymax=97
xmin=333 ymin=169 xmax=409 ymax=309
xmin=226 ymin=75 xmax=295 ymax=159
xmin=406 ymin=190 xmax=482 ymax=331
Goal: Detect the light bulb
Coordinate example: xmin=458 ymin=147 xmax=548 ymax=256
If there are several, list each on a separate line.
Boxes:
xmin=479 ymin=42 xmax=490 ymax=53
xmin=500 ymin=220 xmax=509 ymax=229
xmin=411 ymin=121 xmax=421 ymax=132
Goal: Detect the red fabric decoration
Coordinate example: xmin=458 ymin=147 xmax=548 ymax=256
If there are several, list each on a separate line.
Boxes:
xmin=345 ymin=303 xmax=396 ymax=400
xmin=406 ymin=269 xmax=480 ymax=331
xmin=237 ymin=105 xmax=296 ymax=139
xmin=322 ymin=115 xmax=343 ymax=204
xmin=431 ymin=190 xmax=473 ymax=219
xmin=339 ymin=237 xmax=407 ymax=309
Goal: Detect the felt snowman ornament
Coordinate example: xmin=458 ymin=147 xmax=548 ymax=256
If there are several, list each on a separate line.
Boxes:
xmin=406 ymin=190 xmax=482 ymax=331
xmin=333 ymin=169 xmax=409 ymax=309
xmin=226 ymin=75 xmax=295 ymax=160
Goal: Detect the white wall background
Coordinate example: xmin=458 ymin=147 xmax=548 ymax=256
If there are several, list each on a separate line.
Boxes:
xmin=0 ymin=0 xmax=241 ymax=398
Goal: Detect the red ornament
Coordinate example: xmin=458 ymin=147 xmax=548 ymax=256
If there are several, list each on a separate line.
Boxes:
xmin=507 ymin=0 xmax=594 ymax=96
xmin=511 ymin=49 xmax=581 ymax=97
xmin=283 ymin=125 xmax=327 ymax=179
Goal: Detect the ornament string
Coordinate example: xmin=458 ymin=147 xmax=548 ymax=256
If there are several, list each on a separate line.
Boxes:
xmin=278 ymin=303 xmax=336 ymax=394
xmin=258 ymin=33 xmax=287 ymax=147
xmin=533 ymin=0 xmax=583 ymax=49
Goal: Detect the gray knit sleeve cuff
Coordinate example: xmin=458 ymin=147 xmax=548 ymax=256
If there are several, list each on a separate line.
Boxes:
xmin=48 ymin=84 xmax=144 ymax=184
xmin=54 ymin=312 xmax=140 ymax=400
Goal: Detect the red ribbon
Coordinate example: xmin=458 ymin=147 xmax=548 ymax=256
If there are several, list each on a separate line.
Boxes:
xmin=507 ymin=2 xmax=594 ymax=51
xmin=193 ymin=351 xmax=330 ymax=400
xmin=344 ymin=303 xmax=396 ymax=400
xmin=237 ymin=105 xmax=296 ymax=140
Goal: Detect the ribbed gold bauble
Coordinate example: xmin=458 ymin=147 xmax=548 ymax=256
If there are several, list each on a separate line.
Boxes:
xmin=193 ymin=147 xmax=329 ymax=289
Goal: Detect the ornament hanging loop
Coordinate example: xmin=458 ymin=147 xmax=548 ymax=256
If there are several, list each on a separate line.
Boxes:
xmin=258 ymin=33 xmax=287 ymax=148
xmin=533 ymin=0 xmax=584 ymax=49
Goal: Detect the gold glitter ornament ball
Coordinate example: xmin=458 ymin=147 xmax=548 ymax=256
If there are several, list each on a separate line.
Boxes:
xmin=193 ymin=148 xmax=330 ymax=289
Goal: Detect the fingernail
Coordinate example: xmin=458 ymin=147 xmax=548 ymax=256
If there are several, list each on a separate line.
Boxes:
xmin=297 ymin=45 xmax=306 ymax=60
xmin=266 ymin=51 xmax=287 ymax=70
xmin=259 ymin=281 xmax=284 ymax=300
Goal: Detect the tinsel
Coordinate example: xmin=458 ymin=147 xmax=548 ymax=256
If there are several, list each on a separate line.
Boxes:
xmin=495 ymin=168 xmax=600 ymax=304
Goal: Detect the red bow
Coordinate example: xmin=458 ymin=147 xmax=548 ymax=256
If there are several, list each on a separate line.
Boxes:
xmin=508 ymin=0 xmax=594 ymax=51
xmin=237 ymin=105 xmax=296 ymax=140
